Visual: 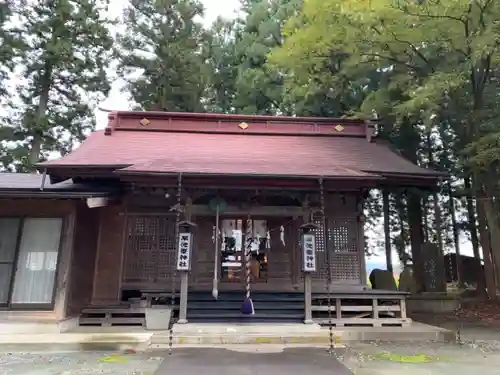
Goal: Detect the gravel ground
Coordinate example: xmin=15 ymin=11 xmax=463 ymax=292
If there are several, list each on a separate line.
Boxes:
xmin=341 ymin=340 xmax=500 ymax=375
xmin=0 ymin=351 xmax=164 ymax=375
xmin=2 ymin=328 xmax=500 ymax=375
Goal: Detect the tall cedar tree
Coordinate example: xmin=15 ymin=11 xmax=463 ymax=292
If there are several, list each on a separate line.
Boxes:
xmin=202 ymin=17 xmax=239 ymax=113
xmin=116 ymin=0 xmax=206 ymax=112
xmin=233 ymin=0 xmax=301 ymax=115
xmin=3 ymin=0 xmax=112 ymax=171
xmin=0 ymin=0 xmax=19 ymax=169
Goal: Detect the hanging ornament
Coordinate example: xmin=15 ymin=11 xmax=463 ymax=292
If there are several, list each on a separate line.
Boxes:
xmin=280 ymin=225 xmax=285 ymax=246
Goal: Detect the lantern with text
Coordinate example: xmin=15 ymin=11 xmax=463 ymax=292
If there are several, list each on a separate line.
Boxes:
xmin=301 ymin=222 xmax=319 ymax=272
xmin=176 ymin=221 xmax=196 ymax=271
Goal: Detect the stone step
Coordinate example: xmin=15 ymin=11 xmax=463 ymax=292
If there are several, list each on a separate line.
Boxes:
xmin=150 ymin=322 xmax=455 ymax=345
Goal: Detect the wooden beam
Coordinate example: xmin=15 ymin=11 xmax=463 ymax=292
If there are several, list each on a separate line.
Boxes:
xmin=190 ymin=204 xmax=311 ymax=217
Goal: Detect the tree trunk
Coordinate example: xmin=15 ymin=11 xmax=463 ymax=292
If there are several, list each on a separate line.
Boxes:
xmin=462 ymin=178 xmax=485 ymax=293
xmin=476 ymin=199 xmax=496 ymax=299
xmin=407 ymin=190 xmax=425 ymax=292
xmin=383 ymin=190 xmax=393 ymax=273
xmin=433 ymin=191 xmax=443 ymax=258
xmin=395 ymin=192 xmax=408 ymax=265
xmin=479 ymin=190 xmax=500 ymax=289
xmin=28 ymin=62 xmax=52 ymax=170
xmin=422 ymin=197 xmax=429 ymax=243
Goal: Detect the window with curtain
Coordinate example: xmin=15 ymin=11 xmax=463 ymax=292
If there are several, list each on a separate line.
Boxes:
xmin=0 ymin=218 xmax=21 ymax=304
xmin=0 ymin=217 xmax=63 ymax=307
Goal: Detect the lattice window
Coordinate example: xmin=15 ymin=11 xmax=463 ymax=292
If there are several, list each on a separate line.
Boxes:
xmin=301 ymin=214 xmax=361 ymax=283
xmin=331 ymin=253 xmax=361 ymax=281
xmin=330 ymin=218 xmax=358 ymax=253
xmin=123 ymin=215 xmax=176 ymax=284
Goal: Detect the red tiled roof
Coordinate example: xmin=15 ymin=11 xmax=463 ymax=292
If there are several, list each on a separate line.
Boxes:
xmin=40 ymin=125 xmax=441 ymax=179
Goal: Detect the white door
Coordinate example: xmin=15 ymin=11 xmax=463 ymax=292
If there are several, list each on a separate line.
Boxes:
xmin=0 ymin=218 xmax=21 ymax=304
xmin=11 ymin=218 xmax=63 ymax=305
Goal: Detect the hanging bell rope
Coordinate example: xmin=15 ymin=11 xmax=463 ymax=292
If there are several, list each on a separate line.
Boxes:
xmin=212 ymin=203 xmax=220 ymax=299
xmin=169 ymin=172 xmax=183 ymax=356
xmin=241 ymin=215 xmax=255 ymax=315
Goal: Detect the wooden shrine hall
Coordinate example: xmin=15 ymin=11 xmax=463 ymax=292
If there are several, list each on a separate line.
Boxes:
xmin=0 ymin=111 xmax=443 ymax=329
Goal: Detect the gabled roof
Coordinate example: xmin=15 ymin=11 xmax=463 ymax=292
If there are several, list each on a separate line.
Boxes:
xmin=38 ymin=111 xmax=444 ymax=182
xmin=0 ymin=172 xmax=115 ymax=198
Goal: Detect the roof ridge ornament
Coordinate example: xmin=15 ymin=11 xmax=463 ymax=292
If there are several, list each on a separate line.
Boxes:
xmin=104 ymin=112 xmax=118 ymax=136
xmin=140 ymin=118 xmax=151 ymax=127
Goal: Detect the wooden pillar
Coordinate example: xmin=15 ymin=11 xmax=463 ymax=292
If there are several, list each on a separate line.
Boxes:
xmin=54 ymin=206 xmax=77 ymax=321
xmin=178 ymin=197 xmax=192 ymax=324
xmin=301 ymin=197 xmax=313 ymax=324
xmin=304 ymin=275 xmax=313 ymax=324
xmin=178 ymin=274 xmax=189 ymax=324
xmin=358 ymin=195 xmax=367 ymax=286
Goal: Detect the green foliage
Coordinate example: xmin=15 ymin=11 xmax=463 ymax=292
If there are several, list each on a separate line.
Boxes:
xmin=202 ymin=17 xmax=239 ymax=113
xmin=2 ymin=0 xmax=113 ymax=171
xmin=233 ymin=0 xmax=302 ymax=115
xmin=116 ymin=0 xmax=207 ymax=112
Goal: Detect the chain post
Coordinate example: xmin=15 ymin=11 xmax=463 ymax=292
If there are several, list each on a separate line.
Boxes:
xmin=320 ymin=178 xmax=335 ymax=354
xmin=169 ymin=172 xmax=182 ymax=355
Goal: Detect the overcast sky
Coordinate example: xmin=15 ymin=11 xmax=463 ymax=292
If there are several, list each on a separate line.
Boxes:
xmin=94 ymin=0 xmax=241 ymax=129
xmin=92 ymin=1 xmax=475 ymax=260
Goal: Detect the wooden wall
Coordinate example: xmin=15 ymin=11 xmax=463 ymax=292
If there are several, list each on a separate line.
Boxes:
xmin=0 ymin=198 xmax=76 ymax=320
xmin=66 ymin=202 xmax=100 ymax=316
xmin=90 ymin=203 xmax=127 ymax=305
xmin=87 ymin=191 xmax=365 ymax=305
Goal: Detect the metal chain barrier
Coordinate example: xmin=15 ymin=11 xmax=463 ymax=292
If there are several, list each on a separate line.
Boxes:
xmin=320 ymin=178 xmax=335 ymax=354
xmin=169 ymin=172 xmax=183 ymax=355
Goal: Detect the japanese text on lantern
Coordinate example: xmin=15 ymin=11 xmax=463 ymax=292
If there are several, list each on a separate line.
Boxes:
xmin=302 ymin=233 xmax=316 ymax=272
xmin=176 ymin=232 xmax=192 ymax=271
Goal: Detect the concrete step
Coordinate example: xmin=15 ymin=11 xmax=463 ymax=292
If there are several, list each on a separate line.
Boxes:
xmin=150 ymin=322 xmax=455 ymax=345
xmin=0 ymin=331 xmax=153 ymax=352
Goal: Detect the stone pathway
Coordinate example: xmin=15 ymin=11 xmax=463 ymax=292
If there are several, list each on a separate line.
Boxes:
xmin=1 ymin=332 xmax=500 ymax=375
xmin=154 ymin=347 xmax=353 ymax=375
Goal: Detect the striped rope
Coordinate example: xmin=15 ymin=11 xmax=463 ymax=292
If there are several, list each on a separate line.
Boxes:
xmin=169 ymin=172 xmax=182 ymax=356
xmin=245 ymin=217 xmax=252 ymax=300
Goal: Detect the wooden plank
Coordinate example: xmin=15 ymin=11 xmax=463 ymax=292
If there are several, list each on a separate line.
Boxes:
xmin=79 ymin=317 xmax=145 ymax=325
xmin=313 ymin=293 xmax=406 ymax=300
xmin=314 ymin=318 xmax=410 ymax=326
xmin=378 ymin=306 xmax=401 ymax=312
xmin=312 ymin=305 xmax=399 ymax=312
xmin=82 ymin=307 xmax=145 ymax=314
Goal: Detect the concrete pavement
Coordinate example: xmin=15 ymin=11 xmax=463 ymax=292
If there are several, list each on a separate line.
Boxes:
xmin=154 ymin=347 xmax=354 ymax=375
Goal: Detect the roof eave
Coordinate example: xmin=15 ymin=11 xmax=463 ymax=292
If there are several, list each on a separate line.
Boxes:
xmin=114 ymin=169 xmax=383 ymax=181
xmin=36 ymin=163 xmax=132 ymax=170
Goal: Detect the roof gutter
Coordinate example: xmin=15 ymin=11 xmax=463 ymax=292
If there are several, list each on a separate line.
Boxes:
xmin=0 ymin=190 xmax=115 ymax=199
xmin=114 ymin=170 xmax=383 ymax=181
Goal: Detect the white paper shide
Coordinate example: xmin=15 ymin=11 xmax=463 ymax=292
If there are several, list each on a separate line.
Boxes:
xmin=176 ymin=232 xmax=192 ymax=271
xmin=302 ymin=233 xmax=316 ymax=272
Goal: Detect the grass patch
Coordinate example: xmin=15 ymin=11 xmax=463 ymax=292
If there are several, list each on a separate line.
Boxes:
xmin=375 ymin=353 xmax=435 ymax=363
